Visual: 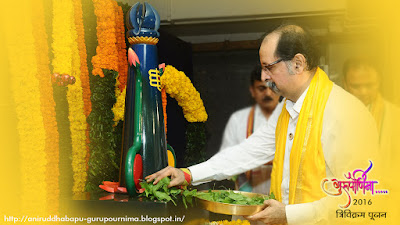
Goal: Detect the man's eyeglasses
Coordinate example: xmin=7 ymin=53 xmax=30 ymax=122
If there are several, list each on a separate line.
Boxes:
xmin=262 ymin=58 xmax=283 ymax=73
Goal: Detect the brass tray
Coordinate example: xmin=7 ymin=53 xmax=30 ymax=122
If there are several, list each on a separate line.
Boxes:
xmin=195 ymin=190 xmax=266 ymax=216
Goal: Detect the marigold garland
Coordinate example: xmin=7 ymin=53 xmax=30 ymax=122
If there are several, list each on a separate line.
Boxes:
xmin=111 ymin=1 xmax=128 ymax=124
xmin=70 ymin=0 xmax=89 ymax=195
xmin=81 ymin=0 xmax=97 ymax=168
xmin=86 ymin=0 xmax=123 ymax=191
xmin=162 ymin=88 xmax=168 ymax=134
xmin=7 ymin=0 xmax=47 ymax=216
xmin=32 ymin=0 xmax=59 ymax=214
xmin=91 ymin=0 xmax=119 ymax=77
xmin=52 ymin=0 xmax=88 ymax=195
xmin=114 ymin=1 xmax=128 ymax=92
xmin=73 ymin=0 xmax=92 ymax=170
xmin=161 ymin=65 xmax=208 ymax=122
xmin=74 ymin=0 xmax=92 ymax=118
xmin=112 ymin=86 xmax=126 ymax=125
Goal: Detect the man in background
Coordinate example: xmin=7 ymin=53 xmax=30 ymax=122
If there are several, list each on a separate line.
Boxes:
xmin=220 ymin=65 xmax=280 ymax=194
xmin=343 ymin=57 xmax=400 ymax=164
xmin=148 ymin=24 xmax=379 ymax=225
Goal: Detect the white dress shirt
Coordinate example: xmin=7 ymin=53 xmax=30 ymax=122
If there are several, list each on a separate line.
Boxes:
xmin=189 ymin=84 xmax=379 ymax=225
xmin=220 ymin=105 xmax=271 ymax=225
xmin=220 ymin=104 xmax=268 ymax=151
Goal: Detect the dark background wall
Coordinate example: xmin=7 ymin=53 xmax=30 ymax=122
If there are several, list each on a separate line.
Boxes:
xmin=192 ymin=50 xmax=260 ymax=158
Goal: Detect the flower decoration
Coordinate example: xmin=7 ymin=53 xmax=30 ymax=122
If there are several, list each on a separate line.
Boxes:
xmin=7 ymin=0 xmax=47 ymax=216
xmin=160 ymin=65 xmax=208 ymax=122
xmin=86 ymin=0 xmax=125 ymax=192
xmin=52 ymin=0 xmax=88 ymax=195
xmin=32 ymin=0 xmax=60 ymax=214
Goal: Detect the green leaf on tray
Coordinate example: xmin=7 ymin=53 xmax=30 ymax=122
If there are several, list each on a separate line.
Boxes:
xmin=196 ymin=190 xmax=275 ymax=205
xmin=139 ymin=177 xmax=196 ymax=208
xmin=139 ymin=177 xmax=275 ymax=208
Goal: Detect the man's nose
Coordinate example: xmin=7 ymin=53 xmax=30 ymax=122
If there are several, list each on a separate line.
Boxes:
xmin=261 ymin=70 xmax=270 ymax=81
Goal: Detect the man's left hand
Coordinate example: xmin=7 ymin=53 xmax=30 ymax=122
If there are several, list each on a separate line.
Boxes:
xmin=246 ymin=199 xmax=287 ymax=225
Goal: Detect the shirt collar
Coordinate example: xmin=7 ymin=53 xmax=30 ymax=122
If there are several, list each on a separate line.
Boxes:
xmin=285 ymin=86 xmax=310 ymax=119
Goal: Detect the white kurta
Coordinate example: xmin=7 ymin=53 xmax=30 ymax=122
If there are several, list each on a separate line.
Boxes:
xmin=219 ymin=104 xmax=271 ymax=194
xmin=220 ymin=104 xmax=268 ymax=151
xmin=189 ymin=84 xmax=379 ymax=225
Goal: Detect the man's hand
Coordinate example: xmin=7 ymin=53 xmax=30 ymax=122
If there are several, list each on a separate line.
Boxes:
xmin=145 ymin=166 xmax=185 ymax=188
xmin=246 ymin=199 xmax=287 ymax=225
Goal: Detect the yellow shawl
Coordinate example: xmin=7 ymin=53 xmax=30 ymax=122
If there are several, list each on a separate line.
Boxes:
xmin=270 ymin=67 xmax=333 ymax=204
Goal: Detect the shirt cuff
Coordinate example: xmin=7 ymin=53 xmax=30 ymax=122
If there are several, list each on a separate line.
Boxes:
xmin=188 ymin=161 xmax=215 ymax=186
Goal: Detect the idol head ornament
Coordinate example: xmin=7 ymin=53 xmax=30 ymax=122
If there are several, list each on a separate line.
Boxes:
xmin=126 ymin=2 xmax=160 ymax=38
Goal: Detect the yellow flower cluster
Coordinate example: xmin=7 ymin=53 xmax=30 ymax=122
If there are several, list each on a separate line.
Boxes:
xmin=112 ymin=86 xmax=126 ymax=125
xmin=74 ymin=0 xmax=92 ymax=169
xmin=32 ymin=0 xmax=59 ymax=214
xmin=53 ymin=0 xmax=88 ymax=195
xmin=161 ymin=65 xmax=208 ymax=122
xmin=7 ymin=0 xmax=47 ymax=216
xmin=111 ymin=2 xmax=128 ymax=124
xmin=206 ymin=220 xmax=251 ymax=225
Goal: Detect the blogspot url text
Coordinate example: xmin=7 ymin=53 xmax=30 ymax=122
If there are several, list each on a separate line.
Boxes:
xmin=3 ymin=215 xmax=185 ymax=224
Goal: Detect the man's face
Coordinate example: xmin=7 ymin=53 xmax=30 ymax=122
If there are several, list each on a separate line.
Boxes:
xmin=259 ymin=33 xmax=295 ymax=98
xmin=344 ymin=66 xmax=379 ymax=106
xmin=250 ymin=80 xmax=280 ymax=110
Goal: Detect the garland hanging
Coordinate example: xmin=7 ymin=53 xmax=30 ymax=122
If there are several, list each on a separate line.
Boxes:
xmin=52 ymin=0 xmax=74 ymax=198
xmin=81 ymin=0 xmax=97 ymax=168
xmin=162 ymin=88 xmax=168 ymax=135
xmin=160 ymin=65 xmax=208 ymax=166
xmin=73 ymin=0 xmax=92 ymax=174
xmin=32 ymin=0 xmax=59 ymax=214
xmin=91 ymin=0 xmax=118 ymax=77
xmin=86 ymin=0 xmax=122 ymax=191
xmin=8 ymin=0 xmax=47 ymax=215
xmin=115 ymin=1 xmax=128 ymax=92
xmin=68 ymin=0 xmax=89 ymax=195
xmin=161 ymin=65 xmax=208 ymax=122
xmin=111 ymin=1 xmax=128 ymax=125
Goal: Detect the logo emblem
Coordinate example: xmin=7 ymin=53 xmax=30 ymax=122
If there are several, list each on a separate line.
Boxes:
xmin=149 ymin=69 xmax=161 ymax=91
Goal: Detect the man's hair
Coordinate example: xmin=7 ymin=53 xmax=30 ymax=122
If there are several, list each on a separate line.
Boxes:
xmin=343 ymin=57 xmax=380 ymax=79
xmin=261 ymin=23 xmax=320 ymax=70
xmin=250 ymin=64 xmax=262 ymax=85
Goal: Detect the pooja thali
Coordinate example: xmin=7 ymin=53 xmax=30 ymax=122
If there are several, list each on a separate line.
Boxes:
xmin=195 ymin=190 xmax=269 ymax=216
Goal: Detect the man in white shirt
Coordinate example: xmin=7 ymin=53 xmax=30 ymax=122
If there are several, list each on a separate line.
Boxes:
xmin=220 ymin=65 xmax=280 ymax=194
xmin=343 ymin=57 xmax=400 ymax=168
xmin=147 ymin=24 xmax=379 ymax=225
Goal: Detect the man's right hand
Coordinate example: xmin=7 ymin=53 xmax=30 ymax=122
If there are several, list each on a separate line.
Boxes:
xmin=145 ymin=166 xmax=186 ymax=188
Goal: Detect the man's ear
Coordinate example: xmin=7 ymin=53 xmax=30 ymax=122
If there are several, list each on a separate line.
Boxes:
xmin=249 ymin=85 xmax=255 ymax=98
xmin=293 ymin=53 xmax=307 ymax=74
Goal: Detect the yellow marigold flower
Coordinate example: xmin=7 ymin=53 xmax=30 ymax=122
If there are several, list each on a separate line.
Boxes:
xmin=161 ymin=65 xmax=208 ymax=122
